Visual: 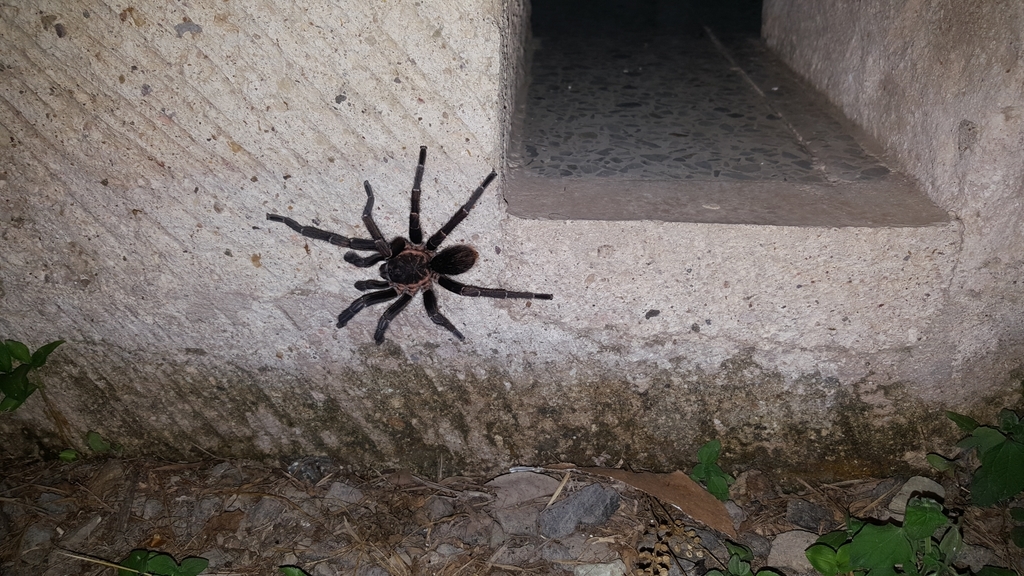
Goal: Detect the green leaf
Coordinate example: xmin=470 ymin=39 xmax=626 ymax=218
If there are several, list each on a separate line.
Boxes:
xmin=0 ymin=342 xmax=11 ymax=373
xmin=30 ymin=340 xmax=64 ymax=368
xmin=938 ymin=525 xmax=963 ymax=560
xmin=903 ymin=497 xmax=948 ymax=541
xmin=946 ymin=411 xmax=979 ymax=432
xmin=4 ymin=340 xmax=31 ymax=364
xmin=279 ymin=567 xmax=312 ymax=576
xmin=1009 ymin=507 xmax=1024 ymax=523
xmin=755 ymin=570 xmax=785 ymax=576
xmin=86 ymin=431 xmax=111 ymax=453
xmin=725 ymin=541 xmax=753 ymax=562
xmin=971 ymin=438 xmax=1024 ymax=506
xmin=691 ymin=462 xmax=707 ymax=480
xmin=847 ymin=523 xmax=914 ymax=574
xmin=816 ymin=530 xmax=851 ymax=550
xmin=958 ymin=427 xmax=1007 ymax=455
xmin=59 ymin=449 xmax=79 ymax=462
xmin=728 ymin=553 xmax=752 ymax=576
xmin=707 ymin=473 xmax=731 ymax=501
xmin=177 ymin=557 xmax=209 ymax=576
xmin=806 ymin=543 xmax=840 ymax=576
xmin=698 ymin=439 xmax=722 ymax=465
xmin=998 ymin=408 xmax=1020 ymax=432
xmin=145 ymin=553 xmax=182 ymax=575
xmin=1011 ymin=526 xmax=1024 ymax=548
xmin=926 ymin=453 xmax=955 ymax=472
xmin=119 ymin=549 xmax=157 ymax=576
xmin=0 ymin=395 xmax=26 ymax=412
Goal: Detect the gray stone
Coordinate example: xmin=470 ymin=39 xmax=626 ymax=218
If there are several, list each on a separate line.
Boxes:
xmin=494 ymin=504 xmax=541 ymax=536
xmin=422 ymin=495 xmax=456 ymax=521
xmin=37 ymin=492 xmax=74 ymax=515
xmin=574 ymin=560 xmax=627 ymax=576
xmin=956 ymin=543 xmax=1000 ymax=573
xmin=486 ymin=472 xmax=561 ymax=509
xmin=19 ymin=522 xmax=53 ymax=565
xmin=726 ymin=500 xmax=747 ymax=527
xmin=767 ymin=530 xmax=819 ymax=575
xmin=60 ymin=514 xmax=104 ymax=549
xmin=786 ymin=498 xmax=831 ymax=531
xmin=325 ymin=482 xmax=364 ymax=512
xmin=538 ymin=483 xmax=620 ymax=539
xmin=888 ymin=476 xmax=945 ymax=517
xmin=739 ymin=532 xmax=772 ymax=559
xmin=142 ymin=498 xmax=164 ymax=520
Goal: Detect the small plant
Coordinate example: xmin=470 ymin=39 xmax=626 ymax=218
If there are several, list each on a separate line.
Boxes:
xmin=707 ymin=542 xmax=783 ymax=576
xmin=279 ymin=567 xmax=312 ymax=576
xmin=690 ymin=439 xmax=735 ymax=501
xmin=929 ymin=410 xmax=1024 ymax=506
xmin=1010 ymin=507 xmax=1024 ymax=549
xmin=805 ymin=496 xmax=969 ymax=576
xmin=118 ymin=549 xmax=208 ymax=576
xmin=0 ymin=338 xmax=63 ymax=412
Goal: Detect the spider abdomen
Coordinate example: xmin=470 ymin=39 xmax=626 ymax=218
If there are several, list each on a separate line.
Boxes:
xmin=431 ymin=245 xmax=478 ymax=276
xmin=381 ymin=248 xmax=432 ymax=287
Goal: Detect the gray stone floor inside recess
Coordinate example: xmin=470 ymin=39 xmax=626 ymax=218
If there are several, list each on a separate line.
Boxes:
xmin=506 ymin=30 xmax=948 ymax=227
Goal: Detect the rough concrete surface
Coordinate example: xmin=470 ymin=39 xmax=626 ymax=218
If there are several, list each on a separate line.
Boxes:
xmin=0 ymin=0 xmax=1022 ymax=476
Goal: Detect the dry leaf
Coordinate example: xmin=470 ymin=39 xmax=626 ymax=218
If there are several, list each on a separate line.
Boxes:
xmin=579 ymin=468 xmax=737 ymax=538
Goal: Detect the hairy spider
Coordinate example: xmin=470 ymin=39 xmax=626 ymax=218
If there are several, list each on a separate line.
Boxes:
xmin=266 ymin=146 xmax=552 ymax=344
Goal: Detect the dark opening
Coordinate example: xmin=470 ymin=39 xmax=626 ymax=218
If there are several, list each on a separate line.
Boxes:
xmin=507 ymin=0 xmax=947 ymax=227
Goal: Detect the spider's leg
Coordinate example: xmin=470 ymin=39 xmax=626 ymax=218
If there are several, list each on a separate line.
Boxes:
xmin=424 ymin=171 xmax=497 ymax=251
xmin=438 ymin=276 xmax=553 ymax=300
xmin=345 ymin=237 xmax=406 ymax=268
xmin=354 ymin=279 xmax=390 ymax=291
xmin=409 ymin=146 xmax=426 ymax=245
xmin=337 ymin=288 xmax=398 ymax=328
xmin=344 ymin=251 xmax=387 ymax=268
xmin=373 ymin=293 xmax=413 ymax=344
xmin=361 ymin=181 xmax=393 ymax=257
xmin=265 ymin=214 xmax=378 ymax=250
xmin=422 ymin=288 xmax=465 ymax=341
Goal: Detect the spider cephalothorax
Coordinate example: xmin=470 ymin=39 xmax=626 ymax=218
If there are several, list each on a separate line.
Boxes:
xmin=266 ymin=146 xmax=552 ymax=344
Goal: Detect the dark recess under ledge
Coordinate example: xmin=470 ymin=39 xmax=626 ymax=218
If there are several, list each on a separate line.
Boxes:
xmin=507 ymin=3 xmax=949 ymax=227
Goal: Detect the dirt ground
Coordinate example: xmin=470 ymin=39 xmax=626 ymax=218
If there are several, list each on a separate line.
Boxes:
xmin=1 ymin=456 xmax=1021 ymax=576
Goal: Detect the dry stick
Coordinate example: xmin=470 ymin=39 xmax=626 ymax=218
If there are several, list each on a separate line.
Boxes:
xmin=57 ymin=550 xmax=148 ymax=575
xmin=545 ymin=472 xmax=572 ymax=509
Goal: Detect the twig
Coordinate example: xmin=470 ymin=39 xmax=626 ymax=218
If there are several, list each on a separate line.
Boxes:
xmin=545 ymin=472 xmax=571 ymax=509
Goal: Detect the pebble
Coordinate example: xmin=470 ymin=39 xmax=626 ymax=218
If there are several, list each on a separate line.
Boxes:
xmin=887 ymin=476 xmax=945 ymax=518
xmin=766 ymin=530 xmax=819 ymax=576
xmin=786 ymin=498 xmax=832 ymax=531
xmin=325 ymin=481 xmax=364 ymax=511
xmin=574 ymin=559 xmax=627 ymax=576
xmin=539 ymin=483 xmax=620 ymax=539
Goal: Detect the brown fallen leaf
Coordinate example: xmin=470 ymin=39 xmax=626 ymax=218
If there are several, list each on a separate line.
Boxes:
xmin=579 ymin=468 xmax=737 ymax=538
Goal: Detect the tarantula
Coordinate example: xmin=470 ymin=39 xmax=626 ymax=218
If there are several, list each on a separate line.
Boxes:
xmin=266 ymin=146 xmax=552 ymax=344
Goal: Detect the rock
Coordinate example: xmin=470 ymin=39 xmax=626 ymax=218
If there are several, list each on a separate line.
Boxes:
xmin=538 ymin=483 xmax=620 ymax=539
xmin=888 ymin=476 xmax=945 ymax=517
xmin=956 ymin=543 xmax=1000 ymax=573
xmin=766 ymin=530 xmax=819 ymax=576
xmin=786 ymin=498 xmax=831 ymax=531
xmin=422 ymin=495 xmax=455 ymax=521
xmin=18 ymin=521 xmax=53 ymax=565
xmin=574 ymin=560 xmax=627 ymax=576
xmin=325 ymin=482 xmax=364 ymax=512
xmin=494 ymin=504 xmax=541 ymax=536
xmin=142 ymin=498 xmax=164 ymax=520
xmin=200 ymin=548 xmax=233 ymax=569
xmin=486 ymin=472 xmax=561 ymax=509
xmin=60 ymin=514 xmax=104 ymax=549
xmin=725 ymin=501 xmax=747 ymax=527
xmin=37 ymin=492 xmax=74 ymax=515
xmin=739 ymin=532 xmax=772 ymax=558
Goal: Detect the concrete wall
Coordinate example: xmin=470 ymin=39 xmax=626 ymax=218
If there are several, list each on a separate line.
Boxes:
xmin=1 ymin=0 xmax=1020 ymax=476
xmin=762 ymin=0 xmax=1024 ymax=405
